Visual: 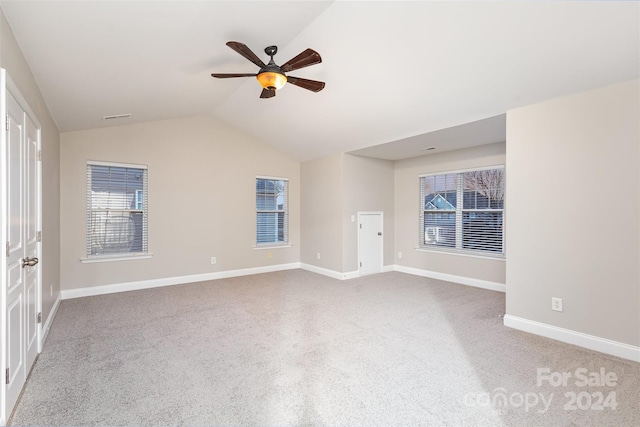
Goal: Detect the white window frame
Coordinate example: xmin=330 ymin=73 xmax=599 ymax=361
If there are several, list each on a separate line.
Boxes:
xmin=419 ymin=166 xmax=505 ymax=258
xmin=255 ymin=175 xmax=289 ymax=248
xmin=82 ymin=161 xmax=150 ymax=263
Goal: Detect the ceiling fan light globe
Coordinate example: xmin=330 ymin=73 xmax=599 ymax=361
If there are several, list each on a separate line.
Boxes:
xmin=257 ymin=71 xmax=287 ymax=90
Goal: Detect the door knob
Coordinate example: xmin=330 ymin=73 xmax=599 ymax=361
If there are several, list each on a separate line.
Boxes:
xmin=21 ymin=257 xmax=39 ymax=268
xmin=378 ymin=232 xmax=382 ymax=236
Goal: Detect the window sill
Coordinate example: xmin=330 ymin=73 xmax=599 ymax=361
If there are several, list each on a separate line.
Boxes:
xmin=253 ymin=244 xmax=292 ymax=250
xmin=80 ymin=253 xmax=153 ymax=264
xmin=415 ymin=246 xmax=505 ymax=261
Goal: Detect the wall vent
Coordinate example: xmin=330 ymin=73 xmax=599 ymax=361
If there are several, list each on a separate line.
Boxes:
xmin=102 ymin=113 xmax=132 ymax=120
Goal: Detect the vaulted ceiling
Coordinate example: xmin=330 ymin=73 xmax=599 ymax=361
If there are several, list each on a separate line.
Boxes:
xmin=2 ymin=1 xmax=638 ymax=161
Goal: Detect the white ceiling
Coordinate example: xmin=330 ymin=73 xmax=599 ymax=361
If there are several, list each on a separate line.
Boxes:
xmin=1 ymin=1 xmax=638 ymax=161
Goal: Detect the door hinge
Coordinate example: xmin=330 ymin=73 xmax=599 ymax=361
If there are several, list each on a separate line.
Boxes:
xmin=37 ymin=150 xmax=42 ymax=161
xmin=5 ymin=114 xmax=8 ymax=131
xmin=5 ymin=241 xmax=9 ymax=258
xmin=359 ymin=262 xmax=362 ymax=267
xmin=37 ymin=312 xmax=42 ymax=324
xmin=5 ymin=368 xmax=8 ymax=385
xmin=37 ymin=230 xmax=42 ymax=242
xmin=359 ymin=224 xmax=362 ymax=229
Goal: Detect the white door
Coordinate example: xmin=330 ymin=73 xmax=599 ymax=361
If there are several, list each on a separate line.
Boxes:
xmin=4 ymin=90 xmax=40 ymax=417
xmin=358 ymin=212 xmax=383 ymax=276
xmin=24 ymin=113 xmax=39 ymax=371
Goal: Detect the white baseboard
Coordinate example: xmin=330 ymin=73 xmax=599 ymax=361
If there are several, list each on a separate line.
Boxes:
xmin=62 ymin=262 xmax=411 ymax=301
xmin=342 ymin=270 xmax=360 ymax=280
xmin=393 ymin=265 xmax=506 ymax=293
xmin=62 ymin=262 xmax=391 ymax=300
xmin=300 ymin=264 xmax=399 ymax=280
xmin=40 ymin=293 xmax=61 ymax=347
xmin=299 ymin=263 xmax=359 ymax=280
xmin=61 ymin=263 xmax=301 ymax=300
xmin=504 ymin=314 xmax=640 ymax=363
xmin=382 ymin=265 xmax=395 ymax=273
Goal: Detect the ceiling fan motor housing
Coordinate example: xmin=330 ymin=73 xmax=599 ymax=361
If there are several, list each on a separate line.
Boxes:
xmin=257 ymin=46 xmax=287 ymax=90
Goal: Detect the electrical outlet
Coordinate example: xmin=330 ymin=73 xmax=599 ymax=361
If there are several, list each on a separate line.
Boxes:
xmin=210 ymin=257 xmax=216 ymax=265
xmin=398 ymin=251 xmax=403 ymax=259
xmin=316 ymin=252 xmax=321 ymax=260
xmin=551 ymin=297 xmax=563 ymax=312
xmin=268 ymin=252 xmax=272 ymax=258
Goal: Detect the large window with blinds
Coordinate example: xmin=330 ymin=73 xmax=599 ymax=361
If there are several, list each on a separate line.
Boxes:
xmin=419 ymin=167 xmax=504 ymax=256
xmin=256 ymin=177 xmax=288 ymax=246
xmin=86 ymin=162 xmax=148 ymax=257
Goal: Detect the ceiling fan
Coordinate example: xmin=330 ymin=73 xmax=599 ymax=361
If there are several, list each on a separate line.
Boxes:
xmin=211 ymin=41 xmax=325 ymax=99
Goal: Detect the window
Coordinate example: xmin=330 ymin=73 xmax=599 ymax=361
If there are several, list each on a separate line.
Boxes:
xmin=256 ymin=177 xmax=288 ymax=246
xmin=419 ymin=167 xmax=504 ymax=256
xmin=87 ymin=162 xmax=148 ymax=257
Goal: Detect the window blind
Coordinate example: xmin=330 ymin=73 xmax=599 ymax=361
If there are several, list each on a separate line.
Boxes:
xmin=256 ymin=177 xmax=288 ymax=245
xmin=87 ymin=162 xmax=148 ymax=256
xmin=419 ymin=167 xmax=504 ymax=256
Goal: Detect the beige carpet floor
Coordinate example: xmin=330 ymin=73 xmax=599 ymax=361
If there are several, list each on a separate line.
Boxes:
xmin=8 ymin=270 xmax=640 ymax=426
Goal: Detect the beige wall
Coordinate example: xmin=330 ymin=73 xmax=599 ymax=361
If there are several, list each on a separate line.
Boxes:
xmin=506 ymin=79 xmax=640 ymax=346
xmin=394 ymin=142 xmax=506 ymax=284
xmin=1 ymin=10 xmax=61 ymax=322
xmin=300 ymin=153 xmax=344 ymax=271
xmin=301 ymin=153 xmax=395 ymax=274
xmin=342 ymin=154 xmax=394 ymax=272
xmin=60 ymin=115 xmax=300 ymax=290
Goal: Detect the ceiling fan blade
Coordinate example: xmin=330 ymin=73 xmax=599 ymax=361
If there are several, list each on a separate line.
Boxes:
xmin=211 ymin=73 xmax=257 ymax=78
xmin=281 ymin=48 xmax=322 ymax=72
xmin=260 ymin=88 xmax=276 ymax=99
xmin=286 ymin=76 xmax=325 ymax=93
xmin=226 ymin=41 xmax=266 ymax=68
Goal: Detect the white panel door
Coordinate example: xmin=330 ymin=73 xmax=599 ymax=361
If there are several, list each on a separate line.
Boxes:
xmin=5 ymin=92 xmax=26 ymax=415
xmin=24 ymin=114 xmax=39 ymax=371
xmin=358 ymin=212 xmax=383 ymax=276
xmin=1 ymin=67 xmax=5 ymax=426
xmin=4 ymin=91 xmax=40 ymax=418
